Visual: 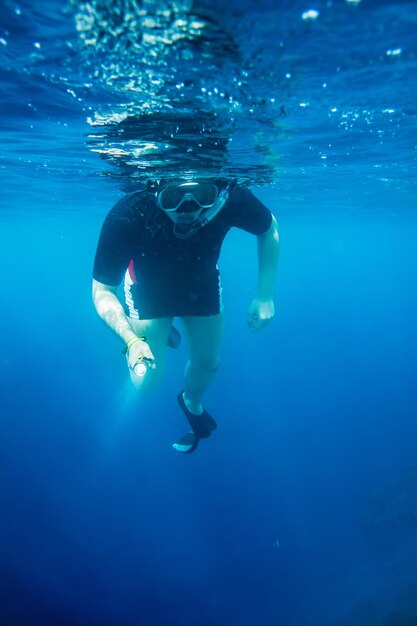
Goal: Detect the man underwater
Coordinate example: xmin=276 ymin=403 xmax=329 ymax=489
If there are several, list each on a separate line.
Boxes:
xmin=92 ymin=177 xmax=279 ymax=453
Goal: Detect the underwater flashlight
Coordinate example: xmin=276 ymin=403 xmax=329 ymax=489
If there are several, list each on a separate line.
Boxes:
xmin=132 ymin=357 xmax=153 ymax=377
xmin=133 ymin=362 xmax=147 ymax=377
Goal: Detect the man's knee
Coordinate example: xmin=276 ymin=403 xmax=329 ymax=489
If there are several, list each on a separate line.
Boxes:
xmin=191 ymin=354 xmax=220 ymax=373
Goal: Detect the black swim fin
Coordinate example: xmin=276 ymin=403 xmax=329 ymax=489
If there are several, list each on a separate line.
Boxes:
xmin=173 ymin=392 xmax=217 ymax=454
xmin=172 ymin=432 xmax=199 ymax=454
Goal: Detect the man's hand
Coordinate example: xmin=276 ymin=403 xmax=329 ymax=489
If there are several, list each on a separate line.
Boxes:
xmin=127 ymin=338 xmax=156 ymax=373
xmin=247 ymin=297 xmax=275 ymax=332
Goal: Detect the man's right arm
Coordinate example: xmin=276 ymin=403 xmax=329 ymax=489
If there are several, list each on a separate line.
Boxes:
xmin=92 ymin=279 xmax=156 ymax=372
xmin=92 ymin=278 xmax=137 ymax=346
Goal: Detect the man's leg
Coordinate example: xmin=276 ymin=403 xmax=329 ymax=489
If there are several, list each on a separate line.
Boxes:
xmin=128 ymin=317 xmax=173 ymax=390
xmin=180 ymin=312 xmax=225 ymax=414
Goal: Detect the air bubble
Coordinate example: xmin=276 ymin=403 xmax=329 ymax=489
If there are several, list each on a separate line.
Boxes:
xmin=302 ymin=10 xmax=320 ymax=21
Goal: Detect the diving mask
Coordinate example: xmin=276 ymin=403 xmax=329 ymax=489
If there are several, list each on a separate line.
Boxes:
xmin=156 ymin=181 xmax=219 ymax=213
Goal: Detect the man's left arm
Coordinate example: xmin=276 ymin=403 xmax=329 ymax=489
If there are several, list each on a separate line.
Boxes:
xmin=247 ymin=214 xmax=280 ymax=331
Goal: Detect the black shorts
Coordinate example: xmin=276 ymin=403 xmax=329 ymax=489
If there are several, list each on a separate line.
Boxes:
xmin=123 ymin=267 xmax=224 ymax=319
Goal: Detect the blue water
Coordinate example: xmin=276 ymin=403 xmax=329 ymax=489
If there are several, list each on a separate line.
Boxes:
xmin=1 ymin=1 xmax=417 ymax=625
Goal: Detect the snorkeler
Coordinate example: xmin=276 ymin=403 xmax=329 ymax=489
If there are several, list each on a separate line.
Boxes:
xmin=92 ymin=178 xmax=279 ymax=453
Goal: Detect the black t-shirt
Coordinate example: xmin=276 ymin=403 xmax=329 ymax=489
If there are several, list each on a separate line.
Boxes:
xmin=93 ymin=185 xmax=272 ymax=288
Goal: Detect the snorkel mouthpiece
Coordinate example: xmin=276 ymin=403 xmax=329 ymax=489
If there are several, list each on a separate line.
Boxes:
xmin=173 ymin=187 xmax=230 ymax=239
